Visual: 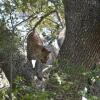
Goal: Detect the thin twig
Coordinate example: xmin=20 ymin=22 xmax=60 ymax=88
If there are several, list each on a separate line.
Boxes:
xmin=9 ymin=11 xmax=14 ymax=100
xmin=14 ymin=14 xmax=37 ymax=28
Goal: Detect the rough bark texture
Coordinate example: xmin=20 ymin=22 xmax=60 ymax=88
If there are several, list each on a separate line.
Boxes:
xmin=58 ymin=0 xmax=100 ymax=98
xmin=59 ymin=0 xmax=100 ymax=67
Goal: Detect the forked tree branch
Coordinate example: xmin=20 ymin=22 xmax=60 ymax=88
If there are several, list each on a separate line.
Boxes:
xmin=32 ymin=10 xmax=56 ymax=30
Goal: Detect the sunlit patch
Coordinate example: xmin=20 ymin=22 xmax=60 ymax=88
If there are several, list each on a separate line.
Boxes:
xmin=31 ymin=60 xmax=36 ymax=68
xmin=82 ymin=96 xmax=87 ymax=100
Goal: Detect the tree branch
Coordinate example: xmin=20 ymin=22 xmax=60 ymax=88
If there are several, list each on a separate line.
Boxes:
xmin=46 ymin=17 xmax=60 ymax=26
xmin=33 ymin=10 xmax=56 ymax=30
xmin=14 ymin=14 xmax=37 ymax=28
xmin=49 ymin=1 xmax=64 ymax=28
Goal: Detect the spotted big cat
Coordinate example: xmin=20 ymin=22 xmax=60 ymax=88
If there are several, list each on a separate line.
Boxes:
xmin=27 ymin=30 xmax=50 ymax=63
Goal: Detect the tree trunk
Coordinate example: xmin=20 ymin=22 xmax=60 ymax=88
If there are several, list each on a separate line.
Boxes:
xmin=58 ymin=0 xmax=100 ymax=99
xmin=59 ymin=0 xmax=100 ymax=67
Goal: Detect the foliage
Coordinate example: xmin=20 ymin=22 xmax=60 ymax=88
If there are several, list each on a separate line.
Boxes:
xmin=0 ymin=0 xmax=100 ymax=99
xmin=0 ymin=88 xmax=8 ymax=100
xmin=0 ymin=76 xmax=55 ymax=100
xmin=0 ymin=63 xmax=100 ymax=100
xmin=48 ymin=60 xmax=100 ymax=99
xmin=0 ymin=20 xmax=20 ymax=53
xmin=0 ymin=2 xmax=25 ymax=82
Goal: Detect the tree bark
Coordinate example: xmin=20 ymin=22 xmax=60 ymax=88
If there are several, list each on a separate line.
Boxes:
xmin=58 ymin=0 xmax=100 ymax=99
xmin=59 ymin=0 xmax=100 ymax=67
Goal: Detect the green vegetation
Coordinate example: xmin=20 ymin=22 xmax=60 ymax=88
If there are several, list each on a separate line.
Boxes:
xmin=0 ymin=63 xmax=100 ymax=100
xmin=0 ymin=0 xmax=100 ymax=100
